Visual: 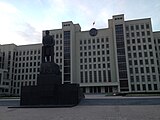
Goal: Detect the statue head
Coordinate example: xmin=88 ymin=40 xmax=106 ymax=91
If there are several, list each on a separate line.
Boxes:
xmin=45 ymin=30 xmax=50 ymax=35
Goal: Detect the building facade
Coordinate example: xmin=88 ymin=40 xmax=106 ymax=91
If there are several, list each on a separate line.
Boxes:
xmin=0 ymin=14 xmax=160 ymax=96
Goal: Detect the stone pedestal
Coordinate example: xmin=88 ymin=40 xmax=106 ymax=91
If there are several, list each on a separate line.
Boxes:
xmin=20 ymin=62 xmax=83 ymax=107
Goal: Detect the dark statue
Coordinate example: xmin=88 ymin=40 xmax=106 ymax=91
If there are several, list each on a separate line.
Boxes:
xmin=42 ymin=30 xmax=55 ymax=63
xmin=20 ymin=29 xmax=83 ymax=107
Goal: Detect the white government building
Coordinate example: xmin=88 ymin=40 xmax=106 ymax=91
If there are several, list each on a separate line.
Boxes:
xmin=0 ymin=14 xmax=160 ymax=96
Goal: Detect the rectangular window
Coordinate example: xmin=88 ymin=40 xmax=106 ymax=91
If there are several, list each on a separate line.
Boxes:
xmin=137 ymin=84 xmax=140 ymax=90
xmin=147 ymin=31 xmax=150 ymax=36
xmin=154 ymin=84 xmax=158 ymax=90
xmin=131 ymin=25 xmax=134 ymax=30
xmin=141 ymin=24 xmax=144 ymax=29
xmin=142 ymin=31 xmax=145 ymax=36
xmin=142 ymin=84 xmax=146 ymax=90
xmin=146 ymin=24 xmax=149 ymax=29
xmin=136 ymin=25 xmax=139 ymax=30
xmin=148 ymin=84 xmax=152 ymax=90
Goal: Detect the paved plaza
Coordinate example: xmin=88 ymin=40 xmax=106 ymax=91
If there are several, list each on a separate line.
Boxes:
xmin=0 ymin=95 xmax=160 ymax=120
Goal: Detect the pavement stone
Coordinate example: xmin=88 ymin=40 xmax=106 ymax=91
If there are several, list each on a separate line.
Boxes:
xmin=1 ymin=95 xmax=160 ymax=120
xmin=0 ymin=105 xmax=160 ymax=120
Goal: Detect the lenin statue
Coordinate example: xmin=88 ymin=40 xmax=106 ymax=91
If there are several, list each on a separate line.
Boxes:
xmin=42 ymin=30 xmax=55 ymax=63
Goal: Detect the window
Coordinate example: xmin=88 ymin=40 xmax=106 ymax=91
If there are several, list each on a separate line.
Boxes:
xmin=132 ymin=39 xmax=135 ymax=44
xmin=107 ymin=57 xmax=110 ymax=61
xmin=33 ymin=74 xmax=36 ymax=79
xmin=80 ymin=52 xmax=83 ymax=57
xmin=153 ymin=75 xmax=156 ymax=81
xmin=129 ymin=60 xmax=132 ymax=65
xmin=146 ymin=24 xmax=149 ymax=29
xmin=136 ymin=25 xmax=139 ymax=30
xmin=107 ymin=50 xmax=109 ymax=54
xmin=30 ymin=62 xmax=32 ymax=66
xmin=133 ymin=53 xmax=137 ymax=57
xmin=137 ymin=39 xmax=140 ymax=43
xmin=103 ymin=64 xmax=106 ymax=68
xmin=126 ymin=26 xmax=129 ymax=31
xmin=102 ymin=44 xmax=105 ymax=49
xmin=98 ymin=71 xmax=102 ymax=82
xmin=143 ymin=45 xmax=147 ymax=50
xmin=144 ymin=52 xmax=148 ymax=57
xmin=150 ymin=52 xmax=153 ymax=56
xmin=141 ymin=24 xmax=144 ymax=29
xmin=103 ymin=70 xmax=106 ymax=82
xmin=130 ymin=76 xmax=134 ymax=82
xmin=97 ymin=51 xmax=101 ymax=55
xmin=107 ymin=63 xmax=110 ymax=68
xmin=145 ymin=59 xmax=149 ymax=64
xmin=150 ymin=59 xmax=154 ymax=64
xmin=147 ymin=75 xmax=151 ymax=81
xmin=128 ymin=53 xmax=131 ymax=58
xmin=126 ymin=33 xmax=129 ymax=38
xmin=140 ymin=60 xmax=143 ymax=65
xmin=152 ymin=67 xmax=155 ymax=72
xmin=139 ymin=52 xmax=142 ymax=57
xmin=80 ymin=59 xmax=83 ymax=63
xmin=80 ymin=72 xmax=83 ymax=83
xmin=89 ymin=64 xmax=92 ymax=69
xmin=131 ymin=25 xmax=134 ymax=30
xmin=93 ymin=58 xmax=96 ymax=62
xmin=38 ymin=50 xmax=40 ymax=54
xmin=56 ymin=34 xmax=59 ymax=38
xmin=148 ymin=38 xmax=151 ymax=42
xmin=149 ymin=45 xmax=152 ymax=49
xmin=106 ymin=38 xmax=109 ymax=42
xmin=141 ymin=76 xmax=145 ymax=82
xmin=80 ymin=40 xmax=82 ymax=44
xmin=102 ymin=57 xmax=105 ymax=61
xmin=85 ymin=65 xmax=87 ymax=69
xmin=102 ymin=51 xmax=105 ymax=55
xmin=98 ymin=64 xmax=101 ymax=68
xmin=136 ymin=32 xmax=140 ymax=37
xmin=148 ymin=84 xmax=152 ymax=90
xmin=131 ymin=32 xmax=135 ymax=37
xmin=94 ymin=71 xmax=97 ymax=82
xmin=127 ymin=46 xmax=131 ymax=51
xmin=97 ymin=38 xmax=100 ymax=43
xmin=135 ymin=67 xmax=139 ymax=73
xmin=131 ymin=85 xmax=135 ymax=91
xmin=142 ymin=84 xmax=146 ymax=90
xmin=130 ymin=68 xmax=133 ymax=74
xmin=133 ymin=46 xmax=136 ymax=50
xmin=146 ymin=67 xmax=150 ymax=73
xmin=92 ymin=39 xmax=95 ymax=43
xmin=154 ymin=84 xmax=158 ymax=90
xmin=88 ymin=39 xmax=91 ymax=44
xmin=137 ymin=84 xmax=140 ymax=90
xmin=140 ymin=67 xmax=144 ymax=73
xmin=142 ymin=31 xmax=145 ymax=36
xmin=142 ymin=38 xmax=146 ymax=43
xmin=84 ymin=58 xmax=87 ymax=62
xmin=147 ymin=31 xmax=150 ymax=36
xmin=127 ymin=39 xmax=130 ymax=44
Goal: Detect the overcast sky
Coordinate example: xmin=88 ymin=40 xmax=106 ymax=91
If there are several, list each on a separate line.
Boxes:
xmin=0 ymin=0 xmax=160 ymax=45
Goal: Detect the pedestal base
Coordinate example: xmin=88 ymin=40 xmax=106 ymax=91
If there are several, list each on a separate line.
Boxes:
xmin=20 ymin=84 xmax=82 ymax=106
xmin=20 ymin=62 xmax=83 ymax=107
